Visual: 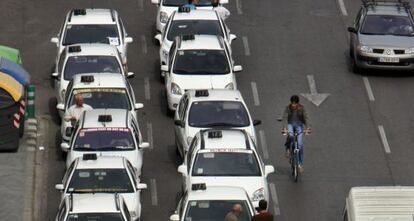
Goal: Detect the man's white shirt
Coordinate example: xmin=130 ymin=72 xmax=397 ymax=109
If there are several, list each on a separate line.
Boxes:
xmin=64 ymin=104 xmax=93 ymax=121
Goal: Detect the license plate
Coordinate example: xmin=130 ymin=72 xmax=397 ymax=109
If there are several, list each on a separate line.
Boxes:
xmin=378 ymin=57 xmax=399 ymax=63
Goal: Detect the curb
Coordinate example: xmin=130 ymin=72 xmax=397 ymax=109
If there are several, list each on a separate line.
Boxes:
xmin=25 ymin=119 xmax=38 ymax=151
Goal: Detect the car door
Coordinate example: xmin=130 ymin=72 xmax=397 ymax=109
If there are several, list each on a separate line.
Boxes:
xmin=352 ymin=8 xmax=364 ymax=50
xmin=55 ymin=50 xmax=67 ymax=103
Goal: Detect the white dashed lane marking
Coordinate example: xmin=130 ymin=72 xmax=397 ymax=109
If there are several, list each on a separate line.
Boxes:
xmin=242 ymin=36 xmax=251 ymax=56
xmin=150 ymin=178 xmax=158 ymax=206
xmin=141 ymin=35 xmax=147 ymax=54
xmin=144 ymin=77 xmax=151 ymax=100
xmin=259 ymin=130 xmax=269 ymax=159
xmin=363 ymin=77 xmax=375 ymax=101
xmin=269 ymin=183 xmax=281 ymax=215
xmin=378 ymin=125 xmax=391 ymax=153
xmin=235 ymin=0 xmax=243 ymax=15
xmin=147 ymin=122 xmax=154 ymax=149
xmin=138 ymin=0 xmax=144 ymax=11
xmin=338 ymin=0 xmax=348 ymax=16
xmin=251 ymin=81 xmax=260 ymax=106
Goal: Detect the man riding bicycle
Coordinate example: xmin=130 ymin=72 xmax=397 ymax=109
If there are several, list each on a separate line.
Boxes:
xmin=282 ymin=95 xmax=311 ymax=173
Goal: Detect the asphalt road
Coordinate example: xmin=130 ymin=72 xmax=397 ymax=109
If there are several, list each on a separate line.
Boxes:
xmin=2 ymin=0 xmax=414 ymax=220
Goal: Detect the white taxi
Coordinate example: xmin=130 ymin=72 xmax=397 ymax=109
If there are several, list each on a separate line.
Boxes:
xmin=62 ymin=109 xmax=149 ymax=176
xmin=55 ymin=193 xmax=133 ymax=221
xmin=174 ymin=89 xmax=261 ymax=157
xmin=155 ymin=9 xmax=236 ymax=69
xmin=52 ymin=44 xmax=134 ymax=108
xmin=151 ymin=0 xmax=228 ymax=33
xmin=50 ymin=8 xmax=133 ymax=63
xmin=177 ymin=129 xmax=274 ymax=208
xmin=57 ymin=73 xmax=143 ymax=142
xmin=162 ymin=34 xmax=242 ymax=111
xmin=55 ymin=154 xmax=147 ymax=221
xmin=170 ymin=184 xmax=255 ymax=221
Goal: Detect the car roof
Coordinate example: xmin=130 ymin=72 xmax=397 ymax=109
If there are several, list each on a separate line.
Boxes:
xmin=75 ymin=155 xmax=126 ymax=169
xmin=188 ymin=186 xmax=249 ymax=201
xmin=366 ymin=4 xmax=410 ymax=16
xmin=82 ymin=109 xmax=129 ymax=129
xmin=72 ymin=73 xmax=126 ymax=89
xmin=67 ymin=8 xmax=117 ymax=25
xmin=70 ymin=193 xmax=120 ymax=213
xmin=200 ymin=129 xmax=250 ymax=150
xmin=187 ymin=89 xmax=244 ymax=103
xmin=179 ymin=35 xmax=224 ymax=50
xmin=65 ymin=44 xmax=120 ymax=57
xmin=347 ymin=186 xmax=414 ymax=220
xmin=173 ymin=9 xmax=219 ymax=21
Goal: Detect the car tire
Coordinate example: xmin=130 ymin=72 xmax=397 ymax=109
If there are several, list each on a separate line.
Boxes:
xmin=352 ymin=58 xmax=361 ymax=74
xmin=349 ymin=46 xmax=354 ymax=58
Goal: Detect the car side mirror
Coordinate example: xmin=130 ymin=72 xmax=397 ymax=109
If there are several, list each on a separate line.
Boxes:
xmin=253 ymin=119 xmax=261 ymax=126
xmin=151 ymin=0 xmax=160 ymax=4
xmin=61 ymin=142 xmax=70 ymax=151
xmin=135 ymin=103 xmax=144 ymax=110
xmin=139 ymin=142 xmax=150 ymax=149
xmin=177 ymin=165 xmax=187 ymax=176
xmin=170 ymin=214 xmax=180 ymax=221
xmin=137 ymin=183 xmax=148 ymax=190
xmin=155 ymin=34 xmax=162 ymax=45
xmin=161 ymin=65 xmax=169 ymax=72
xmin=174 ymin=120 xmax=184 ymax=127
xmin=50 ymin=37 xmax=59 ymax=44
xmin=125 ymin=37 xmax=133 ymax=44
xmin=229 ymin=34 xmax=237 ymax=43
xmin=347 ymin=27 xmax=357 ymax=33
xmin=233 ymin=65 xmax=243 ymax=72
xmin=127 ymin=72 xmax=135 ymax=78
xmin=264 ymin=165 xmax=275 ymax=177
xmin=55 ymin=184 xmax=64 ymax=191
xmin=56 ymin=103 xmax=65 ymax=111
xmin=65 ymin=127 xmax=74 ymax=137
xmin=52 ymin=72 xmax=59 ymax=79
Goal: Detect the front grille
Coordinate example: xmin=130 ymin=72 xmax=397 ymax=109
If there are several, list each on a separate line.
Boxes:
xmin=394 ymin=49 xmax=405 ymax=54
xmin=373 ymin=49 xmax=384 ymax=54
xmin=368 ymin=61 xmax=409 ymax=66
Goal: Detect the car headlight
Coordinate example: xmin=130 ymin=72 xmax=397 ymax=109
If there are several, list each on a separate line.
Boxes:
xmin=160 ymin=11 xmax=169 ymax=24
xmin=358 ymin=45 xmax=373 ymax=53
xmin=171 ymin=83 xmax=182 ymax=95
xmin=225 ymin=83 xmax=234 ymax=90
xmin=405 ymin=48 xmax=414 ymax=54
xmin=252 ymin=188 xmax=265 ymax=201
xmin=61 ymin=89 xmax=66 ymax=100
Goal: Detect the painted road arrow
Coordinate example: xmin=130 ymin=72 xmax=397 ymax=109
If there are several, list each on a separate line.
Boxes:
xmin=301 ymin=75 xmax=329 ymax=107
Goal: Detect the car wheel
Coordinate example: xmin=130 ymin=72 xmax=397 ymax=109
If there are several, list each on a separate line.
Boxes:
xmin=349 ymin=46 xmax=354 ymax=58
xmin=352 ymin=58 xmax=361 ymax=74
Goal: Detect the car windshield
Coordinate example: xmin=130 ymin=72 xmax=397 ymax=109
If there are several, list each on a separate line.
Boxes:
xmin=173 ymin=50 xmax=230 ymax=75
xmin=63 ymin=25 xmax=120 ymax=46
xmin=361 ymin=15 xmax=414 ymax=36
xmin=185 ymin=200 xmax=252 ymax=221
xmin=167 ymin=20 xmax=223 ymax=41
xmin=67 ymin=169 xmax=134 ymax=193
xmin=163 ymin=0 xmax=212 ymax=6
xmin=189 ymin=101 xmax=250 ymax=127
xmin=64 ymin=56 xmax=121 ymax=81
xmin=69 ymin=89 xmax=130 ymax=110
xmin=67 ymin=213 xmax=124 ymax=221
xmin=192 ymin=151 xmax=261 ymax=176
xmin=74 ymin=128 xmax=135 ymax=151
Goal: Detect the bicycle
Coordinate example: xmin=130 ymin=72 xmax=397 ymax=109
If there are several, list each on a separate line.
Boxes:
xmin=282 ymin=128 xmax=310 ymax=182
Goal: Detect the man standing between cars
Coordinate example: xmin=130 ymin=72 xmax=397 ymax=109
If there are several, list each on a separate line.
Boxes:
xmin=282 ymin=95 xmax=311 ymax=173
xmin=251 ymin=200 xmax=273 ymax=221
xmin=225 ymin=204 xmax=242 ymax=221
xmin=64 ymin=94 xmax=92 ymax=126
xmin=183 ymin=0 xmax=197 ymax=10
xmin=212 ymin=0 xmax=230 ymax=20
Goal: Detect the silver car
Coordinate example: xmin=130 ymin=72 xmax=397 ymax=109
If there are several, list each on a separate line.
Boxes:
xmin=348 ymin=0 xmax=414 ymax=72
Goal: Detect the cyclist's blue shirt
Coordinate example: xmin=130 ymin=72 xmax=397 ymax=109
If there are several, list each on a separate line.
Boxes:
xmin=182 ymin=4 xmax=196 ymax=9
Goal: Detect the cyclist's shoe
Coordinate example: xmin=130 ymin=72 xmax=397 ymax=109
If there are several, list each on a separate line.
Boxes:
xmin=285 ymin=149 xmax=290 ymax=158
xmin=298 ymin=165 xmax=304 ymax=174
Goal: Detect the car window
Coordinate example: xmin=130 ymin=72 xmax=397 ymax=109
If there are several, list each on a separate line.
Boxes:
xmin=163 ymin=0 xmax=213 ymax=6
xmin=130 ymin=119 xmax=141 ymax=144
xmin=0 ymin=89 xmax=15 ymax=109
xmin=169 ymin=42 xmax=177 ymax=68
xmin=173 ymin=50 xmax=230 ymax=75
xmin=67 ymin=168 xmax=134 ymax=193
xmin=63 ymin=24 xmax=120 ymax=46
xmin=179 ymin=95 xmax=188 ymax=120
xmin=69 ymin=88 xmax=131 ymax=110
xmin=126 ymin=161 xmax=138 ymax=187
xmin=187 ymin=137 xmax=198 ymax=171
xmin=184 ymin=200 xmax=252 ymax=221
xmin=355 ymin=8 xmax=363 ymax=29
xmin=73 ymin=128 xmax=135 ymax=151
xmin=177 ymin=95 xmax=186 ymax=119
xmin=119 ymin=17 xmax=125 ymax=42
xmin=63 ymin=161 xmax=76 ymax=186
xmin=361 ymin=14 xmax=414 ymax=36
xmin=63 ymin=56 xmax=122 ymax=80
xmin=167 ymin=20 xmax=223 ymax=41
xmin=188 ymin=101 xmax=250 ymax=127
xmin=58 ymin=50 xmax=67 ymax=74
xmin=65 ymin=80 xmax=74 ymax=103
xmin=192 ymin=150 xmax=261 ymax=176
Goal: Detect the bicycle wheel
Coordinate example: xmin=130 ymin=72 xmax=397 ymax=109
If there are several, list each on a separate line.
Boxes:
xmin=293 ymin=151 xmax=299 ymax=182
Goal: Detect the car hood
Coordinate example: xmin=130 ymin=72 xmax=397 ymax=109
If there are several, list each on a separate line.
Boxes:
xmin=172 ymin=74 xmax=233 ymax=90
xmin=186 ymin=126 xmax=256 ymax=144
xmin=190 ymin=176 xmax=265 ymax=201
xmin=359 ymin=34 xmax=414 ymax=48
